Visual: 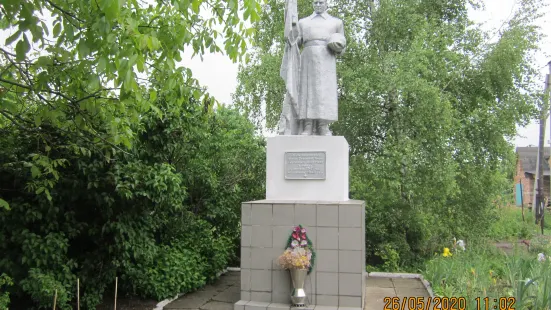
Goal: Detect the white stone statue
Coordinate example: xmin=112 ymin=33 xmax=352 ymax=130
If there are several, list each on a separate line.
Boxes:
xmin=278 ymin=0 xmax=346 ymax=136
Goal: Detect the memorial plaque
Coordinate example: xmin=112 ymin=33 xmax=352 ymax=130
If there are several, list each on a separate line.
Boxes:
xmin=284 ymin=152 xmax=326 ymax=180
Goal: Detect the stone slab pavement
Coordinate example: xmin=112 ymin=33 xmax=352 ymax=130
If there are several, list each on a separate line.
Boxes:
xmin=364 ymin=274 xmax=432 ymax=310
xmin=163 ymin=271 xmax=432 ymax=310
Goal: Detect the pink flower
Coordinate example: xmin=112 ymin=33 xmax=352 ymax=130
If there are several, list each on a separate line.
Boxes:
xmin=301 ymin=234 xmax=306 ymax=240
xmin=301 ymin=228 xmax=306 ymax=233
xmin=301 ymin=240 xmax=308 ymax=246
xmin=291 ymin=240 xmax=299 ymax=248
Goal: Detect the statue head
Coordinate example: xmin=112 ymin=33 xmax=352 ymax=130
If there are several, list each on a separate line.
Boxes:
xmin=313 ymin=0 xmax=327 ymax=14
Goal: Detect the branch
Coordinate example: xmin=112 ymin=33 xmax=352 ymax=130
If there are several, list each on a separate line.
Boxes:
xmin=44 ymin=0 xmax=85 ymax=23
xmin=0 ymin=110 xmax=37 ymax=132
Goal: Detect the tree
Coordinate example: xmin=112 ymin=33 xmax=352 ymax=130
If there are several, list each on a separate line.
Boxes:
xmin=0 ymin=0 xmax=261 ymax=206
xmin=0 ymin=0 xmax=265 ymax=307
xmin=233 ymin=0 xmax=544 ymax=268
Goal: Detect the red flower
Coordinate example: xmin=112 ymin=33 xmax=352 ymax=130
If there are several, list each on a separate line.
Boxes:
xmin=292 ymin=233 xmax=298 ymax=239
xmin=302 ymin=234 xmax=306 ymax=240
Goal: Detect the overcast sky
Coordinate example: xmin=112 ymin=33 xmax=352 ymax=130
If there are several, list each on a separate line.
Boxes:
xmin=183 ymin=0 xmax=551 ymax=147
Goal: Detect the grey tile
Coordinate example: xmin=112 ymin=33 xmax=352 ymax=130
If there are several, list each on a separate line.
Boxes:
xmin=338 ymin=251 xmax=362 ymax=273
xmin=295 ymin=204 xmax=316 ymax=226
xmin=305 ymin=271 xmax=316 ymax=305
xmin=272 ymin=248 xmax=286 ymax=270
xmin=317 ymin=250 xmax=338 ymax=272
xmin=338 ymin=273 xmax=362 ymax=296
xmin=338 ymin=297 xmax=362 ymax=308
xmin=251 ymin=269 xmax=272 ymax=292
xmin=245 ymin=301 xmax=270 ymax=310
xmin=338 ymin=228 xmax=362 ymax=251
xmin=235 ymin=300 xmax=248 ymax=310
xmin=315 ymin=295 xmax=339 ymax=306
xmin=317 ymin=204 xmax=338 ymax=227
xmin=338 ymin=205 xmax=362 ymax=228
xmin=315 ymin=306 xmax=338 ymax=310
xmin=252 ymin=226 xmax=273 ymax=248
xmin=317 ymin=272 xmax=338 ymax=295
xmin=242 ymin=247 xmax=252 ymax=269
xmin=241 ymin=291 xmax=251 ymax=301
xmin=251 ymin=248 xmax=274 ymax=270
xmin=251 ymin=291 xmax=272 ymax=302
xmin=252 ymin=204 xmax=273 ymax=225
xmin=318 ymin=228 xmax=338 ymax=250
xmin=272 ymin=270 xmax=292 ymax=293
xmin=268 ymin=303 xmax=290 ymax=310
xmin=271 ymin=292 xmax=290 ymax=304
xmin=338 ymin=305 xmax=361 ymax=310
xmin=242 ymin=203 xmax=252 ymax=225
xmin=273 ymin=204 xmax=294 ymax=225
xmin=273 ymin=226 xmax=293 ymax=250
xmin=241 ymin=269 xmax=251 ymax=291
xmin=242 ymin=226 xmax=252 ymax=247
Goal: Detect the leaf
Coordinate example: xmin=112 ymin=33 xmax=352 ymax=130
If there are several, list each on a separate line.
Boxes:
xmin=98 ymin=56 xmax=107 ymax=73
xmin=5 ymin=30 xmax=21 ymax=46
xmin=31 ymin=165 xmax=41 ymax=178
xmin=34 ymin=115 xmax=42 ymax=127
xmin=150 ymin=90 xmax=157 ymax=102
xmin=15 ymin=34 xmax=31 ymax=61
xmin=104 ymin=0 xmax=121 ymax=21
xmin=0 ymin=199 xmax=9 ymax=210
xmin=192 ymin=0 xmax=201 ymax=13
xmin=53 ymin=23 xmax=61 ymax=37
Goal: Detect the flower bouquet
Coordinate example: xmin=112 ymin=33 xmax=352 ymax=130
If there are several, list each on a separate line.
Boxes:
xmin=277 ymin=225 xmax=316 ymax=307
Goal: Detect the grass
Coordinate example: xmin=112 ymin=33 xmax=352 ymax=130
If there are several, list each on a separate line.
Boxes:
xmin=422 ymin=206 xmax=551 ymax=309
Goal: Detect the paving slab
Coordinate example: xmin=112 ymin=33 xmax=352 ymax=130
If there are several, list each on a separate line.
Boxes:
xmin=391 ymin=278 xmax=426 ymax=289
xmin=212 ymin=287 xmax=241 ymax=303
xmin=365 ymin=278 xmax=393 ymax=288
xmin=164 ymin=271 xmax=431 ymax=310
xmin=201 ymin=301 xmax=236 ymax=310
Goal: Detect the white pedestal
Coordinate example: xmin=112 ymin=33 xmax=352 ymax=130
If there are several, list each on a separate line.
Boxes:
xmin=266 ymin=136 xmax=349 ymax=201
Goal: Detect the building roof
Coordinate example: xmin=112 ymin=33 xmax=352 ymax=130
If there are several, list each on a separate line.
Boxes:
xmin=517 ymin=146 xmax=550 ymax=175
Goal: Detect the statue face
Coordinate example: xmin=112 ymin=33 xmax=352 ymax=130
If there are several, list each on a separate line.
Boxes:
xmin=313 ymin=0 xmax=327 ymax=14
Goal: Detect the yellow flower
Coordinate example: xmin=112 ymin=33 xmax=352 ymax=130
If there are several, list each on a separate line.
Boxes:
xmin=493 ymin=278 xmax=497 ymax=285
xmin=442 ymin=248 xmax=452 ymax=257
xmin=470 ymin=268 xmax=476 ymax=275
xmin=489 ymin=270 xmax=494 ymax=276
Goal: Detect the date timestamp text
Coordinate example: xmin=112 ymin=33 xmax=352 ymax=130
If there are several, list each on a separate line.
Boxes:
xmin=382 ymin=297 xmax=516 ymax=310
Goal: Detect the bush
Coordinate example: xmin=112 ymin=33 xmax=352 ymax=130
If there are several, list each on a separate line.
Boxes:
xmin=0 ymin=104 xmax=265 ymax=308
xmin=124 ymin=246 xmax=207 ymax=300
xmin=20 ymin=269 xmax=71 ymax=310
xmin=0 ymin=274 xmax=12 ymax=309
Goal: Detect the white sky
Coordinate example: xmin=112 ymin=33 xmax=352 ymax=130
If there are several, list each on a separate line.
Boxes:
xmin=184 ymin=0 xmax=551 ymax=146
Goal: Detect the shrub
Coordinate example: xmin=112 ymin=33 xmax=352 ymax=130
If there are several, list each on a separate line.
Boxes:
xmin=0 ymin=274 xmax=12 ymax=309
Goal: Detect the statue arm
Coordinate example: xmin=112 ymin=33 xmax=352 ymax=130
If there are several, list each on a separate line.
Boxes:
xmin=288 ymin=22 xmax=302 ymax=47
xmin=336 ymin=20 xmax=346 ymax=54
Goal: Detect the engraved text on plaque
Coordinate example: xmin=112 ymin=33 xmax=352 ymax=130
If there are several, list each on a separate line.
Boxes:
xmin=284 ymin=152 xmax=326 ymax=180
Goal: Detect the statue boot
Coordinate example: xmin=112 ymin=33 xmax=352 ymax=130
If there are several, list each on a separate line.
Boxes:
xmin=317 ymin=120 xmax=332 ymax=136
xmin=301 ymin=120 xmax=313 ymax=135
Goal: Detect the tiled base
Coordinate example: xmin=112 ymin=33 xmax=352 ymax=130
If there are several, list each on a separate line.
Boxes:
xmin=234 ymin=300 xmax=361 ymax=310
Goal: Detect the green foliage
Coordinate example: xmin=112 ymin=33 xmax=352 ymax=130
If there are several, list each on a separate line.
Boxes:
xmin=233 ymin=0 xmax=545 ymax=269
xmin=123 ymin=245 xmax=207 ymax=300
xmin=424 ymin=240 xmax=551 ymax=310
xmin=0 ymin=274 xmax=12 ymax=309
xmin=20 ymin=269 xmax=72 ymax=310
xmin=423 ymin=207 xmax=551 ymax=309
xmin=0 ymin=0 xmax=265 ymax=308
